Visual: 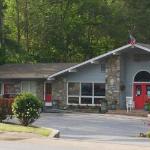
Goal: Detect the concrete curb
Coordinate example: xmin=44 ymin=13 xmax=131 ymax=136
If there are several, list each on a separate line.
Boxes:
xmin=49 ymin=129 xmax=60 ymax=138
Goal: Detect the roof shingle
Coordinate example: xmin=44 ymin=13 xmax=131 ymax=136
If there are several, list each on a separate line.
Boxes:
xmin=0 ymin=63 xmax=77 ymax=79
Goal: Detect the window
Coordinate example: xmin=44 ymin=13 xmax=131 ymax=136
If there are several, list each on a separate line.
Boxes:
xmin=68 ymin=82 xmax=80 ymax=96
xmin=21 ymin=81 xmax=29 ymax=92
xmin=81 ymin=98 xmax=92 ymax=104
xmin=81 ymin=83 xmax=92 ymax=96
xmin=134 ymin=71 xmax=150 ymax=82
xmin=136 ymin=85 xmax=141 ymax=96
xmin=101 ymin=64 xmax=106 ymax=72
xmin=21 ymin=81 xmax=37 ymax=96
xmin=68 ymin=97 xmax=79 ymax=104
xmin=67 ymin=82 xmax=105 ymax=105
xmin=68 ymin=82 xmax=80 ymax=104
xmin=94 ymin=83 xmax=105 ymax=96
xmin=2 ymin=81 xmax=37 ymax=98
xmin=94 ymin=98 xmax=105 ymax=104
xmin=30 ymin=81 xmax=37 ymax=95
xmin=4 ymin=82 xmax=21 ymax=98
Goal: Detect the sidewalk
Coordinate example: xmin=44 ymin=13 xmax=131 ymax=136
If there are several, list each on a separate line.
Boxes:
xmin=1 ymin=138 xmax=150 ymax=150
xmin=0 ymin=132 xmax=44 ymax=140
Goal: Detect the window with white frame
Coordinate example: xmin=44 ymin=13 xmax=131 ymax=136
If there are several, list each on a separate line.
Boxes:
xmin=68 ymin=82 xmax=80 ymax=96
xmin=81 ymin=83 xmax=93 ymax=104
xmin=68 ymin=82 xmax=80 ymax=104
xmin=2 ymin=81 xmax=37 ymax=98
xmin=67 ymin=82 xmax=105 ymax=105
xmin=21 ymin=81 xmax=37 ymax=96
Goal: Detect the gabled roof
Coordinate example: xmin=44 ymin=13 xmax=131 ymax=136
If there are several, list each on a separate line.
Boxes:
xmin=0 ymin=63 xmax=77 ymax=79
xmin=47 ymin=43 xmax=150 ymax=80
xmin=136 ymin=43 xmax=150 ymax=49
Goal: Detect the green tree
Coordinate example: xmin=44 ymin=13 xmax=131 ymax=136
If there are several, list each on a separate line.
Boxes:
xmin=123 ymin=0 xmax=150 ymax=43
xmin=3 ymin=0 xmax=150 ymax=64
xmin=0 ymin=0 xmax=6 ymax=64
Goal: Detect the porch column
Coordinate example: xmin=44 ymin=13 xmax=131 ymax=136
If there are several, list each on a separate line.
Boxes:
xmin=36 ymin=81 xmax=44 ymax=100
xmin=105 ymin=55 xmax=121 ymax=109
xmin=51 ymin=77 xmax=67 ymax=108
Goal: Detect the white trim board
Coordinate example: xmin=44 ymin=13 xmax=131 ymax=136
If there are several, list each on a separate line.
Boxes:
xmin=47 ymin=43 xmax=150 ymax=80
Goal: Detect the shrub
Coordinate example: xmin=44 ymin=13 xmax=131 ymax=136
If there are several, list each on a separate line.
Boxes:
xmin=0 ymin=102 xmax=7 ymax=122
xmin=12 ymin=93 xmax=42 ymax=126
xmin=146 ymin=130 xmax=150 ymax=138
xmin=144 ymin=102 xmax=150 ymax=111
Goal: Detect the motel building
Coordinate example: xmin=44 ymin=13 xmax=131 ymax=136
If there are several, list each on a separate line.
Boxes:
xmin=0 ymin=43 xmax=150 ymax=111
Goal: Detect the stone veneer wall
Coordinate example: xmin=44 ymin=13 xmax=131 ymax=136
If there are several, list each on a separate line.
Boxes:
xmin=105 ymin=55 xmax=121 ymax=108
xmin=51 ymin=77 xmax=67 ymax=108
xmin=36 ymin=80 xmax=44 ymax=100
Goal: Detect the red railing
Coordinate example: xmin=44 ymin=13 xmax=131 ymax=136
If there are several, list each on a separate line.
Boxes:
xmin=0 ymin=98 xmax=14 ymax=115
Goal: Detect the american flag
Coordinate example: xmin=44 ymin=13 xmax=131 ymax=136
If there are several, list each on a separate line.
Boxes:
xmin=128 ymin=34 xmax=136 ymax=45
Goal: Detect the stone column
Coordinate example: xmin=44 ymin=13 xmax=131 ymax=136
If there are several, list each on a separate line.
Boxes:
xmin=51 ymin=77 xmax=67 ymax=108
xmin=105 ymin=55 xmax=121 ymax=109
xmin=36 ymin=80 xmax=44 ymax=100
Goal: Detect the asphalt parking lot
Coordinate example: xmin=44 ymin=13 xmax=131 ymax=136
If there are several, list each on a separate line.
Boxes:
xmin=34 ymin=113 xmax=150 ymax=141
xmin=1 ymin=113 xmax=150 ymax=150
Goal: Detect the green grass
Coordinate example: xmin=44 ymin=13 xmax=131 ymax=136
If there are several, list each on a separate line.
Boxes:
xmin=0 ymin=123 xmax=53 ymax=137
xmin=146 ymin=131 xmax=150 ymax=138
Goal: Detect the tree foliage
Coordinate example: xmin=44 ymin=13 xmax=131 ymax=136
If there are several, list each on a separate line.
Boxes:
xmin=0 ymin=0 xmax=150 ymax=64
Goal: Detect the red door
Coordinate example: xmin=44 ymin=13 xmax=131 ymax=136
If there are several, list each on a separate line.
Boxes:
xmin=134 ymin=83 xmax=150 ymax=109
xmin=45 ymin=83 xmax=52 ymax=102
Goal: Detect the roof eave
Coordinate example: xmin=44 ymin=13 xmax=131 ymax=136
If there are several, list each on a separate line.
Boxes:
xmin=135 ymin=44 xmax=150 ymax=53
xmin=47 ymin=44 xmax=132 ymax=80
xmin=0 ymin=76 xmax=48 ymax=79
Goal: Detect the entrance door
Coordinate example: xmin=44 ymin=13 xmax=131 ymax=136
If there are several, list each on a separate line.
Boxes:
xmin=146 ymin=84 xmax=150 ymax=104
xmin=134 ymin=83 xmax=150 ymax=109
xmin=44 ymin=83 xmax=52 ymax=106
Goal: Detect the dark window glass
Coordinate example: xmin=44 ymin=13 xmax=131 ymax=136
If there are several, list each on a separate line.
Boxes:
xmin=134 ymin=71 xmax=150 ymax=82
xmin=136 ymin=85 xmax=141 ymax=96
xmin=68 ymin=97 xmax=79 ymax=104
xmin=146 ymin=85 xmax=150 ymax=97
xmin=81 ymin=83 xmax=92 ymax=96
xmin=68 ymin=82 xmax=80 ymax=96
xmin=94 ymin=83 xmax=105 ymax=96
xmin=101 ymin=64 xmax=106 ymax=72
xmin=46 ymin=83 xmax=52 ymax=94
xmin=81 ymin=98 xmax=92 ymax=104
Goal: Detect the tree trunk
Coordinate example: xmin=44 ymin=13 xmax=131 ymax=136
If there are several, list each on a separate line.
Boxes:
xmin=24 ymin=0 xmax=29 ymax=51
xmin=16 ymin=0 xmax=20 ymax=45
xmin=0 ymin=0 xmax=4 ymax=48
